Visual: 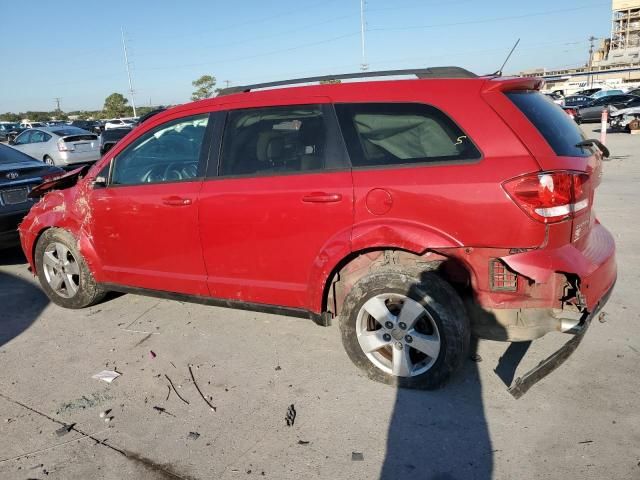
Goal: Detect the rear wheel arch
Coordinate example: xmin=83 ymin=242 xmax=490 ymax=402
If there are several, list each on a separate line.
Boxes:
xmin=320 ymin=247 xmax=473 ymax=319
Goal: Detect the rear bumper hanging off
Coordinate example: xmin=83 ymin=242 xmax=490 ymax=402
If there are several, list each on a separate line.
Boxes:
xmin=507 ymin=281 xmax=615 ymax=399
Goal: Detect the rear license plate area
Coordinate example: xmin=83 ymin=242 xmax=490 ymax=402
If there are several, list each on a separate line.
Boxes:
xmin=1 ymin=187 xmax=29 ymax=205
xmin=74 ymin=143 xmax=91 ymax=152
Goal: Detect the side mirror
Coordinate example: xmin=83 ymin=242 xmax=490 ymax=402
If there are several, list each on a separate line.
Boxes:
xmin=8 ymin=139 xmax=15 ymax=145
xmin=93 ymin=175 xmax=107 ymax=188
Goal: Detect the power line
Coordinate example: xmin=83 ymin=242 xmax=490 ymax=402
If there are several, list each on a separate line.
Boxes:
xmin=368 ymin=3 xmax=610 ymax=32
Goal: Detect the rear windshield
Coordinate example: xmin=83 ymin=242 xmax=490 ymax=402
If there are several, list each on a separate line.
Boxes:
xmin=507 ymin=91 xmax=589 ymax=158
xmin=53 ymin=127 xmax=91 ymax=137
xmin=63 ymin=134 xmax=98 ymax=142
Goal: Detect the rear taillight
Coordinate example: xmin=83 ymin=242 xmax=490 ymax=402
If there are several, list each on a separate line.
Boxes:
xmin=503 ymin=171 xmax=590 ymax=223
xmin=57 ymin=139 xmax=74 ymax=152
xmin=564 ymin=108 xmax=577 ymax=118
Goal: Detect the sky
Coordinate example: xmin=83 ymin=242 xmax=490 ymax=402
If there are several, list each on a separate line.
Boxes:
xmin=0 ymin=0 xmax=614 ymax=112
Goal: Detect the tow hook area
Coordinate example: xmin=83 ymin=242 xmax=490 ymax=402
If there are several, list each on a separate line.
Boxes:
xmin=507 ymin=282 xmax=614 ymax=399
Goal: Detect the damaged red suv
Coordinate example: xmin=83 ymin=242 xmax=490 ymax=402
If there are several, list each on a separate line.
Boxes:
xmin=19 ymin=68 xmax=616 ymax=394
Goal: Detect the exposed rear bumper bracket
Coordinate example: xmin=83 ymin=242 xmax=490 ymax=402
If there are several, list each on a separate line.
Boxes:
xmin=507 ymin=281 xmax=614 ymax=399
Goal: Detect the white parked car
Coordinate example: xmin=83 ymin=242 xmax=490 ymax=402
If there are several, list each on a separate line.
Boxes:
xmin=9 ymin=126 xmax=100 ymax=167
xmin=20 ymin=122 xmax=46 ymax=129
xmin=105 ymin=119 xmax=135 ymax=130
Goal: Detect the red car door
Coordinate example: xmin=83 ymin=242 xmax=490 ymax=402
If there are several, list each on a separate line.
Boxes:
xmin=87 ymin=114 xmax=213 ymax=295
xmin=198 ymin=102 xmax=353 ymax=309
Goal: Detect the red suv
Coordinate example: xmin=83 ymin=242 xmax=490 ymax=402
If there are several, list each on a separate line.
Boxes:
xmin=19 ymin=68 xmax=616 ymax=394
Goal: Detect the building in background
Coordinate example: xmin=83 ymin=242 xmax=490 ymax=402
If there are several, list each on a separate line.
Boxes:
xmin=519 ymin=0 xmax=640 ymax=94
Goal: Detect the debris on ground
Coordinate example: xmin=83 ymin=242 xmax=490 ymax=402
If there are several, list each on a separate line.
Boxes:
xmin=165 ymin=374 xmax=189 ymax=404
xmin=285 ymin=404 xmax=296 ymax=426
xmin=598 ymin=311 xmax=608 ymax=323
xmin=55 ymin=423 xmax=75 ymax=437
xmin=149 ymin=350 xmax=157 ymax=359
xmin=187 ymin=431 xmax=200 ymax=440
xmin=579 ymin=440 xmax=594 ymax=444
xmin=297 ymin=440 xmax=310 ymax=445
xmin=56 ymin=392 xmax=113 ymax=415
xmin=99 ymin=409 xmax=111 ymax=418
xmin=153 ymin=406 xmax=176 ymax=417
xmin=351 ymin=452 xmax=364 ymax=461
xmin=92 ymin=370 xmax=121 ymax=383
xmin=104 ymin=416 xmax=113 ymax=423
xmin=189 ymin=364 xmax=216 ymax=412
xmin=275 ymin=366 xmax=282 ymax=371
xmin=470 ymin=353 xmax=482 ymax=362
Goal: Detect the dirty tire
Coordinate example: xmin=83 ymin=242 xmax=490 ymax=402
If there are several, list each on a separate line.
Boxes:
xmin=43 ymin=155 xmax=55 ymax=166
xmin=34 ymin=228 xmax=106 ymax=309
xmin=339 ymin=268 xmax=470 ymax=389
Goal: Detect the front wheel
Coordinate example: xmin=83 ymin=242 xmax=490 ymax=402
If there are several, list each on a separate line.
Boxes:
xmin=34 ymin=228 xmax=106 ymax=308
xmin=339 ymin=268 xmax=470 ymax=389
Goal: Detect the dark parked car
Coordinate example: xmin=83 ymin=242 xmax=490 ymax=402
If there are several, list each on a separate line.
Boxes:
xmin=19 ymin=68 xmax=616 ymax=393
xmin=562 ymin=95 xmax=592 ymax=108
xmin=70 ymin=120 xmax=103 ymax=134
xmin=574 ymin=87 xmax=601 ymax=97
xmin=100 ymin=127 xmax=132 ymax=155
xmin=0 ymin=123 xmax=25 ymax=143
xmin=0 ymin=143 xmax=63 ymax=248
xmin=577 ymin=94 xmax=640 ymax=122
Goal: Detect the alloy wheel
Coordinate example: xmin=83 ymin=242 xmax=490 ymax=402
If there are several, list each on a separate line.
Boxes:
xmin=355 ymin=293 xmax=441 ymax=377
xmin=42 ymin=242 xmax=80 ymax=298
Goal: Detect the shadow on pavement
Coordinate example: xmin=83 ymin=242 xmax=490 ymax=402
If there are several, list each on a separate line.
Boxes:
xmin=380 ymin=270 xmax=503 ymax=480
xmin=0 ymin=246 xmax=27 ymax=266
xmin=380 ymin=338 xmax=493 ymax=480
xmin=0 ymin=270 xmax=48 ymax=348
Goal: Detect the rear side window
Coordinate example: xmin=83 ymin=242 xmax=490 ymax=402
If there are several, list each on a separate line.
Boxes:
xmin=220 ymin=105 xmax=328 ymax=176
xmin=507 ymin=91 xmax=589 ymax=157
xmin=335 ymin=103 xmax=480 ymax=168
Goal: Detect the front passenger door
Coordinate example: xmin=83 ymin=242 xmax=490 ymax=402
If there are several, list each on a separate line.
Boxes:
xmin=87 ymin=113 xmax=214 ymax=295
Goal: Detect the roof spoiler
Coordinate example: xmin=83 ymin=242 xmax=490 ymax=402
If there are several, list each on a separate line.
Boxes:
xmin=482 ymin=76 xmax=544 ymax=93
xmin=217 ymin=67 xmax=478 ymax=96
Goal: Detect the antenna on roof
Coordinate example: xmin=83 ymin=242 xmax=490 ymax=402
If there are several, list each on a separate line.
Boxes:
xmin=493 ymin=38 xmax=520 ymax=77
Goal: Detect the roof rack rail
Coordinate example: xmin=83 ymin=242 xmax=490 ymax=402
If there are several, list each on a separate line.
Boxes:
xmin=217 ymin=67 xmax=477 ymax=96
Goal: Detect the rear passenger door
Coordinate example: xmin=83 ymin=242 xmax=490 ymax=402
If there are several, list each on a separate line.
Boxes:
xmin=198 ymin=102 xmax=353 ymax=309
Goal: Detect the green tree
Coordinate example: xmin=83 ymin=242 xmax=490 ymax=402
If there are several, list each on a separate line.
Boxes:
xmin=0 ymin=112 xmax=20 ymax=122
xmin=103 ymin=93 xmax=130 ymax=118
xmin=191 ymin=75 xmax=216 ymax=101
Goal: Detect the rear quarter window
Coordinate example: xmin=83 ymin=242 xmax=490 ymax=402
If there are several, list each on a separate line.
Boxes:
xmin=335 ymin=103 xmax=481 ymax=168
xmin=507 ymin=91 xmax=589 ymax=157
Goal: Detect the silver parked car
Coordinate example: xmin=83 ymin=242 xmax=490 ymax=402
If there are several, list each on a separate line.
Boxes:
xmin=9 ymin=127 xmax=100 ymax=167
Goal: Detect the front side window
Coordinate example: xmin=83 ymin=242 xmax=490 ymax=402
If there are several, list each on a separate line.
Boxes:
xmin=111 ymin=114 xmax=209 ymax=185
xmin=219 ymin=105 xmax=327 ymax=176
xmin=14 ymin=131 xmax=32 ymax=145
xmin=335 ymin=103 xmax=481 ymax=168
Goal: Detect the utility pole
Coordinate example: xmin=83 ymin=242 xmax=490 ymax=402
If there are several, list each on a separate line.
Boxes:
xmin=360 ymin=0 xmax=368 ymax=71
xmin=121 ymin=26 xmax=137 ymax=117
xmin=224 ymin=80 xmax=231 ymax=88
xmin=54 ymin=97 xmax=61 ymax=112
xmin=587 ymin=36 xmax=597 ymax=88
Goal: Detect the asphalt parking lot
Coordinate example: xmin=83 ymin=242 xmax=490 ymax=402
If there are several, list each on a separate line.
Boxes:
xmin=0 ymin=125 xmax=639 ymax=480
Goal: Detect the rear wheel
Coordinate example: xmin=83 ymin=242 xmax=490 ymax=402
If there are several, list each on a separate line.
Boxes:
xmin=34 ymin=228 xmax=106 ymax=308
xmin=339 ymin=268 xmax=469 ymax=389
xmin=44 ymin=155 xmax=55 ymax=166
